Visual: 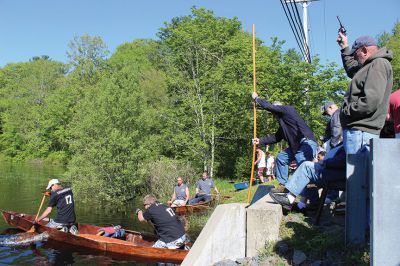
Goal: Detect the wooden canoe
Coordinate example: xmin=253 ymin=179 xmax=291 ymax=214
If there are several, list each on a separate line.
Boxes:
xmin=1 ymin=210 xmax=188 ymax=263
xmin=173 ymin=200 xmax=214 ymax=215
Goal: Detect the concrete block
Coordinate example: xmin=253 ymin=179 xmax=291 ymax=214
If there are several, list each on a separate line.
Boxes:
xmin=250 ymin=185 xmax=274 ymax=205
xmin=246 ymin=193 xmax=282 ymax=257
xmin=370 ymin=139 xmax=400 ymax=266
xmin=182 ymin=203 xmax=247 ymax=266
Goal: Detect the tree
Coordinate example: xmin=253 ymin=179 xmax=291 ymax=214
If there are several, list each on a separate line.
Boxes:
xmin=0 ymin=59 xmax=69 ymax=160
xmin=67 ymin=34 xmax=109 ymax=85
xmin=378 ymin=21 xmax=400 ymax=88
xmin=65 ymin=40 xmax=170 ymax=202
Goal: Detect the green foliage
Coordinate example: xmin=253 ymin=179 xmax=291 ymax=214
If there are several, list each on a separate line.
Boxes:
xmin=139 ymin=157 xmax=197 ymax=201
xmin=378 ymin=22 xmax=400 ymax=87
xmin=67 ymin=34 xmax=110 ymax=85
xmin=0 ymin=8 xmax=359 ymax=203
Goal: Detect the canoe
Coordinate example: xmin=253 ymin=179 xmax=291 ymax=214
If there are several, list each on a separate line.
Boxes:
xmin=1 ymin=210 xmax=188 ymax=263
xmin=173 ymin=200 xmax=214 ymax=215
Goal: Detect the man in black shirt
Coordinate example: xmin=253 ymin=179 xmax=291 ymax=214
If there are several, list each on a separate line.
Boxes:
xmin=136 ymin=194 xmax=187 ymax=249
xmin=252 ymin=92 xmax=318 ymax=192
xmin=36 ymin=179 xmax=77 ymax=234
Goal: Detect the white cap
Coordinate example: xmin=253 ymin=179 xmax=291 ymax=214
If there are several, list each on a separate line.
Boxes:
xmin=46 ymin=179 xmax=60 ymax=190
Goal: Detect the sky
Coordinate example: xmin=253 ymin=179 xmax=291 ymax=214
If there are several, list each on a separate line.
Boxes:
xmin=1 ymin=0 xmax=399 ymax=67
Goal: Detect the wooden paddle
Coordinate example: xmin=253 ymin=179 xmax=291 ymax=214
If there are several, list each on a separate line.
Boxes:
xmin=27 ymin=194 xmax=46 ymax=233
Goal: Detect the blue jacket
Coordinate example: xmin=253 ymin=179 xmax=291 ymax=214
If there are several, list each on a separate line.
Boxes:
xmin=255 ymin=97 xmax=316 ymax=153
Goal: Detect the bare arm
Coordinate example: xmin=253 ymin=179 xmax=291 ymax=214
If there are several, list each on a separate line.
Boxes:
xmin=254 ymin=150 xmax=261 ymax=164
xmin=36 ymin=207 xmax=52 ymax=223
xmin=184 ymin=187 xmax=190 ymax=205
xmin=137 ymin=210 xmax=145 ymax=222
xmin=170 ymin=190 xmax=176 ymax=202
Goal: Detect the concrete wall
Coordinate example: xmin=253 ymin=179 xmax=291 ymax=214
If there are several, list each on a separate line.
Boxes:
xmin=246 ymin=193 xmax=282 ymax=257
xmin=181 ymin=203 xmax=247 ymax=266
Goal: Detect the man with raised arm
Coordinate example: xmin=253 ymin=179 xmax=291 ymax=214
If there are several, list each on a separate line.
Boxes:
xmin=337 ymin=32 xmax=393 ymax=154
xmin=251 ymin=92 xmax=318 ymax=193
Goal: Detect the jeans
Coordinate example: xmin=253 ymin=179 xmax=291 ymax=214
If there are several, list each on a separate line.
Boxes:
xmin=188 ymin=194 xmax=211 ymax=204
xmin=343 ymin=128 xmax=378 ymax=155
xmin=275 ymin=139 xmax=318 ymax=185
xmin=285 ymin=161 xmax=324 ymax=196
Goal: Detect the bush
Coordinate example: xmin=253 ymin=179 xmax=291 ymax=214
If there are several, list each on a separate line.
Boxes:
xmin=139 ymin=157 xmax=198 ymax=201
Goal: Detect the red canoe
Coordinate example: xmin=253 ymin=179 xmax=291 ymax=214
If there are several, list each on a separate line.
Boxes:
xmin=1 ymin=210 xmax=188 ymax=263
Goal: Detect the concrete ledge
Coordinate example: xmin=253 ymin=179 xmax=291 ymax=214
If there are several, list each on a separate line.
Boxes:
xmin=182 ymin=203 xmax=247 ymax=266
xmin=246 ymin=193 xmax=282 ymax=257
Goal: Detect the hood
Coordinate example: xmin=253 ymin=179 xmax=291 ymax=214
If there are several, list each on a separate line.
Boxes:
xmin=366 ymin=47 xmax=393 ymax=64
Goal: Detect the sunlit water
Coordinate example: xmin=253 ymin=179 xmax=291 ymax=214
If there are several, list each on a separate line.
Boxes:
xmin=0 ymin=162 xmax=157 ymax=265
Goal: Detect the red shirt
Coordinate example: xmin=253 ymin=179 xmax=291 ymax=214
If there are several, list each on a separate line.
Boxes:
xmin=389 ymin=89 xmax=400 ymax=133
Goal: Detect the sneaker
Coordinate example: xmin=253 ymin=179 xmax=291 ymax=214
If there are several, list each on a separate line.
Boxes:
xmin=269 ymin=191 xmax=292 ymax=211
xmin=292 ymin=203 xmax=308 ymax=215
xmin=69 ymin=225 xmax=79 ymax=235
xmin=270 ymin=185 xmax=289 ymax=193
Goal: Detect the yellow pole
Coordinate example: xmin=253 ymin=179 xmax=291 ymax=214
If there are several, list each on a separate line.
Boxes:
xmin=247 ymin=24 xmax=257 ymax=204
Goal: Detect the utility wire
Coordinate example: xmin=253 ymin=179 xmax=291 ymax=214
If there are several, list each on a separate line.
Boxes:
xmin=290 ymin=0 xmax=312 ymax=62
xmin=279 ymin=0 xmax=307 ymax=59
xmin=281 ymin=0 xmax=306 ymax=57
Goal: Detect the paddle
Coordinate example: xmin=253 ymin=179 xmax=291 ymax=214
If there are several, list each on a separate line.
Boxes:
xmin=27 ymin=194 xmax=47 ymax=233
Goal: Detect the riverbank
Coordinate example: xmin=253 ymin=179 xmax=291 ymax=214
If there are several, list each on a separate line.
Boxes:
xmin=186 ymin=180 xmax=369 ymax=265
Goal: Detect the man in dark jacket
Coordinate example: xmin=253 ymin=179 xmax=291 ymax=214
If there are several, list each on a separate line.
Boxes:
xmin=269 ymin=145 xmax=346 ymax=211
xmin=337 ymin=33 xmax=393 ymax=154
xmin=251 ymin=92 xmax=318 ymax=192
xmin=322 ymin=101 xmax=342 ymax=150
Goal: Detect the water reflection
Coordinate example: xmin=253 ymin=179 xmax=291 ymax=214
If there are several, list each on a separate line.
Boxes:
xmin=0 ymin=162 xmax=156 ymax=265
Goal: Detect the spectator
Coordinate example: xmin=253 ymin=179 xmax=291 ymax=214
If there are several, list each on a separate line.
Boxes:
xmin=321 ymin=101 xmax=342 ymax=150
xmin=269 ymin=145 xmax=345 ymax=211
xmin=254 ymin=146 xmax=266 ymax=183
xmin=266 ymin=152 xmax=275 ymax=182
xmin=337 ymin=33 xmax=393 ymax=154
xmin=389 ymin=88 xmax=400 ymax=138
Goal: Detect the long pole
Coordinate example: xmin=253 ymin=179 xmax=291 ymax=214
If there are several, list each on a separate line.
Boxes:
xmin=247 ymin=24 xmax=257 ymax=204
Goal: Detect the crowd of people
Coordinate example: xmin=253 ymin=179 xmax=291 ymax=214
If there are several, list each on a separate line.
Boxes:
xmin=255 ymin=32 xmax=398 ymax=216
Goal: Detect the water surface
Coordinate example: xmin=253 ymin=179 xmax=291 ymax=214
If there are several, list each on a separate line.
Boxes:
xmin=0 ymin=162 xmax=156 ymax=265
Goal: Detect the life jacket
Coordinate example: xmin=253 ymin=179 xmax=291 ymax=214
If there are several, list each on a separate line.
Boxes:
xmin=98 ymin=225 xmax=125 ymax=239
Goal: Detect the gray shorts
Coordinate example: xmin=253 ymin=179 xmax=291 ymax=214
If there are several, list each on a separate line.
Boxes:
xmin=152 ymin=234 xmax=188 ymax=249
xmin=46 ymin=219 xmax=65 ymax=228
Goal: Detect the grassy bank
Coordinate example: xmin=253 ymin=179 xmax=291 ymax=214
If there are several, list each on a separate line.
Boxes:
xmin=182 ymin=178 xmax=369 ymax=265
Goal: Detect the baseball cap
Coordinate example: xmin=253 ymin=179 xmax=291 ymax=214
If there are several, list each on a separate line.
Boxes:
xmin=46 ymin=179 xmax=60 ymax=190
xmin=349 ymin=36 xmax=377 ymax=55
xmin=321 ymin=101 xmax=335 ymax=115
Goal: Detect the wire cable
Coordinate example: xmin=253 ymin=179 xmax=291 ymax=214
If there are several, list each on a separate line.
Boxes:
xmin=290 ymin=0 xmax=312 ymax=62
xmin=279 ymin=0 xmax=306 ymax=59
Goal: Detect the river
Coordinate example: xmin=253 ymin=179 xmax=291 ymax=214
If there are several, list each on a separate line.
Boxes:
xmin=0 ymin=162 xmax=158 ymax=265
